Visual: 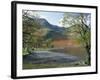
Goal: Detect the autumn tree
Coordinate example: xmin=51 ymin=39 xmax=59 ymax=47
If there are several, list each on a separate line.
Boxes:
xmin=22 ymin=10 xmax=53 ymax=55
xmin=61 ymin=13 xmax=91 ymax=65
xmin=22 ymin=10 xmax=41 ymax=55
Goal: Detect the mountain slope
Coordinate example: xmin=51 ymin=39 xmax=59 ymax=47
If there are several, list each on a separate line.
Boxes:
xmin=26 ymin=16 xmax=67 ymax=39
xmin=38 ymin=18 xmax=67 ymax=39
xmin=33 ymin=18 xmax=65 ymax=33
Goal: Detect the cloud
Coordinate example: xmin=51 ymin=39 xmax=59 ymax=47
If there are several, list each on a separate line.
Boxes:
xmin=40 ymin=15 xmax=47 ymax=19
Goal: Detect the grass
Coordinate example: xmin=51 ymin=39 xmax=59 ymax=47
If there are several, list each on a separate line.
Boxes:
xmin=23 ymin=61 xmax=88 ymax=69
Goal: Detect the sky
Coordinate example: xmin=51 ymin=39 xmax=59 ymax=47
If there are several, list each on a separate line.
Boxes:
xmin=38 ymin=11 xmax=64 ymax=27
xmin=25 ymin=10 xmax=91 ymax=27
xmin=25 ymin=10 xmax=64 ymax=27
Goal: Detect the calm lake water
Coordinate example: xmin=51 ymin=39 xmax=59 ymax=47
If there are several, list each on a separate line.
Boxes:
xmin=23 ymin=51 xmax=80 ymax=64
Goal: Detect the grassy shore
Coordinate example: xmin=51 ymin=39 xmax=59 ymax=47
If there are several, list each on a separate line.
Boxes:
xmin=23 ymin=61 xmax=88 ymax=69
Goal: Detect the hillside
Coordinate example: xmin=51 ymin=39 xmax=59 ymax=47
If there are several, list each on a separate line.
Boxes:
xmin=26 ymin=16 xmax=67 ymax=40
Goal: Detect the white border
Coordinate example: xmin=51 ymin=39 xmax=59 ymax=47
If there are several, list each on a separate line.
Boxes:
xmin=17 ymin=3 xmax=96 ymax=77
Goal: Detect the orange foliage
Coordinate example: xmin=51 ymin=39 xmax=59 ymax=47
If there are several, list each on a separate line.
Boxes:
xmin=52 ymin=39 xmax=79 ymax=48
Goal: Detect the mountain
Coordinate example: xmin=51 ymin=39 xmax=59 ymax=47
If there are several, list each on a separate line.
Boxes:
xmin=27 ymin=16 xmax=67 ymax=39
xmin=33 ymin=18 xmax=65 ymax=33
xmin=35 ymin=18 xmax=67 ymax=39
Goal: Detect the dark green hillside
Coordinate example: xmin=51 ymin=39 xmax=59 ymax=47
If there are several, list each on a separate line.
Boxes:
xmin=44 ymin=30 xmax=67 ymax=40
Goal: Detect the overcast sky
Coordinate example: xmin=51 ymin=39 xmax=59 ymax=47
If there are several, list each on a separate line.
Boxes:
xmin=24 ymin=10 xmax=91 ymax=27
xmin=38 ymin=11 xmax=64 ymax=27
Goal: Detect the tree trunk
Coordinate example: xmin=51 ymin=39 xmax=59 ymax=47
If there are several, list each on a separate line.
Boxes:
xmin=85 ymin=45 xmax=91 ymax=65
